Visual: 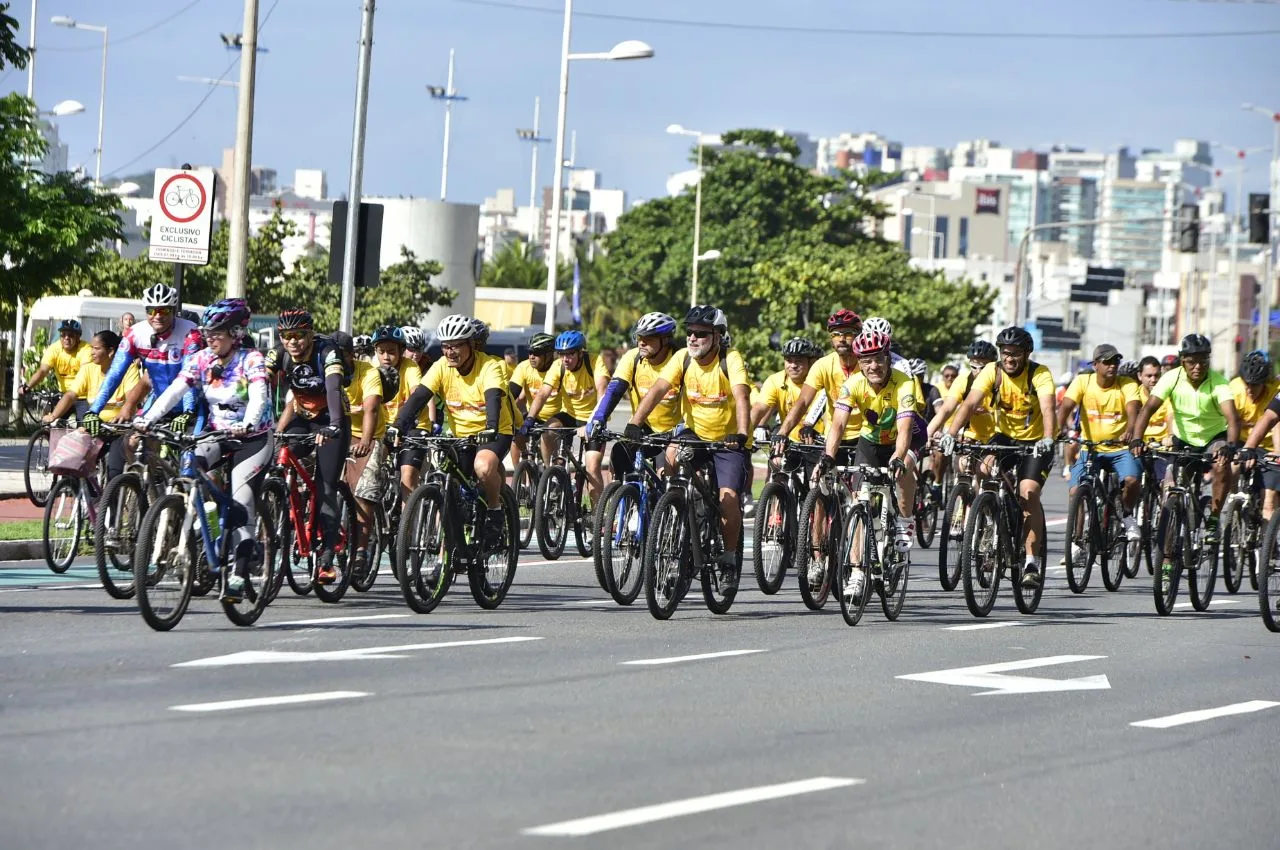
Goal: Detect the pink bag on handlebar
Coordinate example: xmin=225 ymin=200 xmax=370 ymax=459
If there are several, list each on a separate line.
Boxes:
xmin=47 ymin=428 xmax=104 ymax=478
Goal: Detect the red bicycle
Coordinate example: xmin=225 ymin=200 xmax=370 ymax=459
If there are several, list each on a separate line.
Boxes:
xmin=262 ymin=432 xmax=357 ymax=604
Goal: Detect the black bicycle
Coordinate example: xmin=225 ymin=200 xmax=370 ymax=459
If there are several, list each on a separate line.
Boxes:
xmin=530 ymin=425 xmax=595 ymax=561
xmin=1222 ymin=453 xmax=1266 ymax=595
xmin=1063 ymin=438 xmax=1135 ymax=594
xmin=594 ymin=432 xmax=671 ymax=605
xmin=938 ymin=441 xmax=986 ymax=592
xmin=1149 ymin=447 xmax=1223 ymax=616
xmin=754 ymin=443 xmax=819 ymax=595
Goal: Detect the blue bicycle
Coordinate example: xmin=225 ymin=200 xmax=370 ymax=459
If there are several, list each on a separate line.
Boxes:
xmin=133 ymin=427 xmax=280 ymax=631
xmin=596 ymin=432 xmax=672 ymax=605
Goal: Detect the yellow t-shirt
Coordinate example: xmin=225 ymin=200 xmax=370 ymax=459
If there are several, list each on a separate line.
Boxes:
xmin=545 ymin=360 xmax=598 ymax=421
xmin=1139 ymin=385 xmax=1171 ymax=443
xmin=346 ymin=359 xmax=385 ymax=441
xmin=1231 ymin=376 xmax=1280 ymax=450
xmin=614 ymin=347 xmax=681 ymax=433
xmin=658 ymin=348 xmax=751 ymax=441
xmin=948 ymin=370 xmax=996 ymax=442
xmin=420 ymin=351 xmax=514 ymax=437
xmin=968 ymin=361 xmax=1056 ymax=441
xmin=1065 ymin=374 xmax=1141 ymax=450
xmin=40 ymin=340 xmax=92 ymax=393
xmin=510 ymin=359 xmax=560 ymax=421
xmin=836 ymin=369 xmax=918 ymax=446
xmin=805 ymin=351 xmax=862 ymax=441
xmin=68 ymin=360 xmax=140 ymax=423
xmin=593 ymin=352 xmax=612 ymax=380
xmin=760 ymin=370 xmax=825 ymax=441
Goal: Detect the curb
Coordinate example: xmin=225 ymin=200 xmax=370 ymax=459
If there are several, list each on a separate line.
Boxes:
xmin=0 ymin=539 xmax=43 ymax=561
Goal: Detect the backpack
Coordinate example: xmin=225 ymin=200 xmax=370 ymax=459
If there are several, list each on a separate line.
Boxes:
xmin=990 ymin=360 xmax=1043 ymax=411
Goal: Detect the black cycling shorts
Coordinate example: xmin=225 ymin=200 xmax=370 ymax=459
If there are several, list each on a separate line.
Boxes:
xmin=989 ymin=433 xmax=1054 ymax=485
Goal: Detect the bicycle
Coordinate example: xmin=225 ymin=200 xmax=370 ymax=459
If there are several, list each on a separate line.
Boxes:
xmin=754 ymin=442 xmax=820 ymax=595
xmin=1222 ymin=452 xmax=1267 ymax=595
xmin=641 ymin=437 xmax=747 ymax=620
xmin=344 ymin=446 xmax=402 ymax=594
xmin=1253 ymin=456 xmax=1280 ymax=631
xmin=393 ymin=434 xmax=519 ymax=613
xmin=23 ymin=390 xmax=64 ymax=507
xmin=530 ymin=425 xmax=595 ymax=561
xmin=956 ymin=442 xmax=1050 ymax=617
xmin=795 ymin=449 xmax=862 ymax=611
xmin=914 ymin=465 xmax=942 ymax=549
xmin=1149 ymin=447 xmax=1223 ymax=616
xmin=1134 ymin=450 xmax=1162 ymax=577
xmin=938 ymin=442 xmax=985 ymax=592
xmin=832 ymin=463 xmax=911 ymax=626
xmin=261 ymin=431 xmax=358 ymax=604
xmin=511 ymin=437 xmax=546 ymax=551
xmin=41 ymin=427 xmax=104 ymax=574
xmin=594 ymin=432 xmax=672 ymax=605
xmin=132 ymin=427 xmax=280 ymax=630
xmin=1063 ymin=438 xmax=1136 ymax=594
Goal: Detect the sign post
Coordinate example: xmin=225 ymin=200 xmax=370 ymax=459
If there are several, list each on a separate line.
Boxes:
xmin=150 ymin=164 xmax=217 ymax=306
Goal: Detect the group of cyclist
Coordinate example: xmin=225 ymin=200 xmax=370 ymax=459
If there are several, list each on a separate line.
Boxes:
xmin=19 ymin=280 xmax=1280 ymax=614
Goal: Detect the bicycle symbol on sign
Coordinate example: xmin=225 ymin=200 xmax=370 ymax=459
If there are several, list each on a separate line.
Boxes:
xmin=165 ymin=182 xmax=201 ymax=210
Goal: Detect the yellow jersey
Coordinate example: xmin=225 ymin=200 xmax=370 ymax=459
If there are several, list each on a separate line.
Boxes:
xmin=68 ymin=360 xmax=140 ymax=423
xmin=419 ymin=351 xmax=514 ymax=437
xmin=968 ymin=361 xmax=1055 ymax=441
xmin=1139 ymin=385 xmax=1170 ymax=442
xmin=510 ymin=359 xmax=560 ymax=421
xmin=948 ymin=370 xmax=996 ymax=442
xmin=346 ymin=360 xmax=385 ymax=440
xmin=1231 ymin=376 xmax=1280 ymax=450
xmin=1064 ymin=374 xmax=1141 ymax=450
xmin=613 ymin=347 xmax=682 ymax=433
xmin=760 ymin=370 xmax=825 ymax=441
xmin=545 ymin=360 xmax=598 ymax=421
xmin=658 ymin=348 xmax=752 ymax=441
xmin=805 ymin=351 xmax=862 ymax=441
xmin=836 ymin=369 xmax=918 ymax=446
xmin=40 ymin=340 xmax=93 ymax=394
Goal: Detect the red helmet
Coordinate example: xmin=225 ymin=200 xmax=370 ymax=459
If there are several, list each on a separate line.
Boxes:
xmin=852 ymin=330 xmax=891 ymax=357
xmin=826 ymin=309 xmax=862 ymax=331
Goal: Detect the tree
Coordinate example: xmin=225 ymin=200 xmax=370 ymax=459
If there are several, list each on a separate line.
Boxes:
xmin=481 ymin=237 xmax=563 ymax=290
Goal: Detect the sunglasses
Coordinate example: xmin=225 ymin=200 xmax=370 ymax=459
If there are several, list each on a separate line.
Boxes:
xmin=829 ymin=330 xmax=856 ymax=339
xmin=146 ymin=307 xmax=172 ymax=317
xmin=280 ymin=331 xmax=311 ymax=342
xmin=441 ymin=342 xmax=469 ymax=353
xmin=1097 ymin=357 xmax=1121 ymax=366
xmin=687 ymin=329 xmax=714 ymax=339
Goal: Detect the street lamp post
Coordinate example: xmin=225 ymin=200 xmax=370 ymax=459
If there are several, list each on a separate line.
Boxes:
xmin=427 ymin=49 xmax=467 ymax=202
xmin=50 ymin=15 xmax=107 ymax=183
xmin=542 ymin=0 xmax=653 ymax=333
xmin=1212 ymin=142 xmax=1268 ymax=342
xmin=1244 ymin=103 xmax=1280 ymax=351
xmin=667 ymin=124 xmax=711 ymax=306
xmin=899 ymin=189 xmax=938 ymax=267
xmin=516 ymin=97 xmax=550 ymax=249
xmin=338 ymin=0 xmax=377 ymax=333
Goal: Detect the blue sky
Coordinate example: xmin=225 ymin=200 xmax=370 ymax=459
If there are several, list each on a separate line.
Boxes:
xmin=7 ymin=0 xmax=1279 ymax=203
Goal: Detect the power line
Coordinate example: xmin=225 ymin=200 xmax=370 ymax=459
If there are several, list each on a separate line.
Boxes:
xmin=40 ymin=0 xmax=206 ymax=52
xmin=451 ymin=0 xmax=1280 ymax=39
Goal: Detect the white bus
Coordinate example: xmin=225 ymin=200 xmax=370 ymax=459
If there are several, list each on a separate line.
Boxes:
xmin=23 ymin=294 xmax=207 ymax=348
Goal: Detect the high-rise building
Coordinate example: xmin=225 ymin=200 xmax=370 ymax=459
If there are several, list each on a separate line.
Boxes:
xmin=36 ymin=120 xmax=69 ymax=174
xmin=815 ymin=132 xmax=903 ymax=175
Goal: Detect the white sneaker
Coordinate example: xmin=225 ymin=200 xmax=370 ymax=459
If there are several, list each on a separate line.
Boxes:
xmin=1123 ymin=516 xmax=1141 ymax=542
xmin=744 ymin=500 xmax=756 ymax=519
xmin=844 ymin=567 xmax=865 ymax=601
xmin=893 ymin=518 xmax=914 ymax=553
xmin=1070 ymin=542 xmax=1088 ymax=564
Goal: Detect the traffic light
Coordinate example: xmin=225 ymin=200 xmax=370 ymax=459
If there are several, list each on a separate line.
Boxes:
xmin=1178 ymin=203 xmax=1200 ymax=253
xmin=1250 ymin=193 xmax=1271 ymax=244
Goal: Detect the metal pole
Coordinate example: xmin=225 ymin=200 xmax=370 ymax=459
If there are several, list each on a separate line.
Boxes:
xmin=339 ymin=0 xmax=376 ymax=334
xmin=529 ymin=96 xmax=541 ymax=247
xmin=25 ymin=0 xmax=36 ymax=98
xmin=224 ymin=0 xmax=260 ymax=299
xmin=690 ymin=138 xmax=703 ymax=306
xmin=439 ymin=48 xmax=454 ymax=202
xmin=543 ymin=0 xmax=573 ymax=333
xmin=92 ymin=27 xmax=106 ymax=183
xmin=1260 ymin=119 xmax=1280 ymax=352
xmin=1230 ymin=154 xmax=1244 ymax=337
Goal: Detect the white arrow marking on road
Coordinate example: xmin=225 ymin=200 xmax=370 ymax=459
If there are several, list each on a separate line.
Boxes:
xmin=1131 ymin=700 xmax=1280 ymax=729
xmin=264 ymin=613 xmax=413 ymax=627
xmin=897 ymin=655 xmax=1110 ymax=696
xmin=171 ymin=690 xmax=370 ymax=712
xmin=522 ymin=776 xmax=863 ymax=837
xmin=1172 ymin=599 xmax=1241 ymax=609
xmin=172 ymin=635 xmax=543 ymax=667
xmin=621 ymin=650 xmax=767 ymax=666
xmin=944 ymin=621 xmax=1025 ymax=631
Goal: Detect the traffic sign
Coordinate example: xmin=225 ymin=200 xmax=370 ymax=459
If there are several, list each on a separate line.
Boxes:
xmin=149 ymin=167 xmax=216 ymax=265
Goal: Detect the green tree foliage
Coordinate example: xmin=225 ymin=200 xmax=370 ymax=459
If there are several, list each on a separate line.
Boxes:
xmin=480 ymin=237 xmax=563 ymax=290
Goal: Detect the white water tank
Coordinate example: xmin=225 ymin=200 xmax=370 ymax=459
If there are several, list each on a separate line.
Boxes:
xmin=366 ymin=197 xmax=481 ymax=327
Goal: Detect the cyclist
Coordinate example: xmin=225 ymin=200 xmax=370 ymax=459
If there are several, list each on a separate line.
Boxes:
xmin=353 ymin=334 xmax=374 ymax=361
xmin=587 ymin=312 xmax=682 ymax=475
xmin=523 ymin=330 xmax=604 ymax=506
xmin=928 ymin=340 xmax=998 ymax=485
xmin=752 ymin=337 xmax=825 ymax=442
xmin=909 ymin=359 xmax=942 ymax=417
xmin=939 ymin=363 xmax=960 ymax=395
xmin=509 ymin=332 xmax=559 ymax=467
xmin=388 ymin=314 xmax=514 ymax=546
xmin=370 ymin=325 xmax=426 ymax=498
xmin=1056 ymin=344 xmax=1144 ymax=556
xmin=82 ymin=284 xmax=203 ymax=440
xmin=1231 ymin=350 xmax=1279 ymax=520
xmin=267 ymin=309 xmax=351 ymax=584
xmin=941 ymin=326 xmax=1057 ymax=587
xmin=774 ymin=309 xmax=863 ymax=456
xmin=402 ymin=326 xmax=430 ymax=372
xmin=626 ymin=305 xmax=752 ymax=576
xmin=1160 ymin=353 xmax=1179 ymax=375
xmin=1132 ymin=333 xmax=1240 ymax=547
xmin=339 ymin=331 xmax=388 ymax=576
xmin=21 ymin=318 xmax=91 ymax=398
xmin=1241 ymin=383 xmax=1280 ymax=523
xmin=819 ymin=329 xmax=921 ymax=571
xmin=135 ymin=299 xmax=273 ymax=602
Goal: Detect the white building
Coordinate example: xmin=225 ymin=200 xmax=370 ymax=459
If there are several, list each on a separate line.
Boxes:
xmin=292 ymin=168 xmax=327 ymax=201
xmin=815 ymin=131 xmax=903 ymax=175
xmin=37 ymin=120 xmax=69 ymax=174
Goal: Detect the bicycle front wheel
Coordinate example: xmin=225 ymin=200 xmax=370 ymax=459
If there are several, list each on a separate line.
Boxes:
xmin=1221 ymin=499 xmax=1246 ymax=595
xmin=593 ymin=480 xmax=622 ymax=593
xmin=95 ymin=472 xmax=145 ymax=599
xmin=534 ymin=466 xmax=571 ymax=561
xmin=796 ymin=487 xmax=835 ymax=610
xmin=1099 ymin=489 xmax=1126 ymax=593
xmin=1187 ymin=497 xmax=1218 ymax=612
xmin=350 ymin=503 xmax=386 ymax=594
xmin=42 ymin=477 xmax=83 ymax=573
xmin=512 ymin=460 xmax=539 ymax=550
xmin=1153 ymin=500 xmax=1184 ymax=616
xmin=836 ymin=505 xmax=874 ymax=626
xmin=312 ymin=483 xmax=356 ymax=604
xmin=134 ymin=493 xmax=195 ymax=631
xmin=960 ymin=491 xmax=1001 ymax=617
xmin=573 ymin=472 xmax=594 ymax=559
xmin=222 ymin=490 xmax=280 ymax=627
xmin=700 ymin=519 xmax=740 ymax=616
xmin=25 ymin=427 xmax=54 ymax=508
xmin=601 ymin=482 xmax=644 ymax=605
xmin=753 ymin=481 xmax=794 ymax=596
xmin=1011 ymin=512 xmax=1046 ymax=615
xmin=915 ymin=470 xmax=939 ymax=549
xmin=643 ymin=489 xmax=691 ymax=621
xmin=469 ymin=485 xmax=519 ymax=609
xmin=396 ymin=484 xmax=450 ymax=614
xmin=938 ymin=483 xmax=971 ymax=591
xmin=1065 ymin=485 xmax=1096 ymax=594
xmin=1258 ymin=511 xmax=1280 ymax=632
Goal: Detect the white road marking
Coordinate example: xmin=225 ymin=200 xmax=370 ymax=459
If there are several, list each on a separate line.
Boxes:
xmin=944 ymin=621 xmax=1025 ymax=631
xmin=1131 ymin=700 xmax=1280 ymax=729
xmin=1045 ymin=518 xmax=1069 ymax=527
xmin=171 ymin=690 xmax=370 ymax=713
xmin=897 ymin=655 xmax=1111 ymax=696
xmin=1172 ymin=599 xmax=1242 ymax=609
xmin=621 ymin=650 xmax=767 ymax=666
xmin=0 ymin=583 xmax=102 ymax=594
xmin=518 ymin=557 xmax=594 ymax=568
xmin=172 ymin=635 xmax=544 ymax=667
xmin=265 ymin=613 xmax=413 ymax=627
xmin=522 ymin=776 xmax=863 ymax=837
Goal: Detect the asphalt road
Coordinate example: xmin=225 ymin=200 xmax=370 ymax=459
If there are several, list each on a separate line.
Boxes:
xmin=0 ymin=444 xmax=27 ymax=473
xmin=2 ymin=483 xmax=1277 ymax=850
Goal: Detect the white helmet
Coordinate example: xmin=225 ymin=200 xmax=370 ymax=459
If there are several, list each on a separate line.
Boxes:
xmin=907 ymin=357 xmax=928 ymax=377
xmin=633 ymin=311 xmax=677 ymax=338
xmin=400 ymin=326 xmax=425 ymax=350
xmin=863 ymin=316 xmax=893 ymax=337
xmin=435 ymin=314 xmax=476 ymax=343
xmin=143 ymin=283 xmax=179 ymax=308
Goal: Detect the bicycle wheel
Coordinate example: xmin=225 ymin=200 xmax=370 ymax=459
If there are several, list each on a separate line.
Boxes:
xmin=260 ymin=478 xmax=290 ymax=604
xmin=1100 ymin=490 xmax=1126 ymax=593
xmin=700 ymin=517 xmax=740 ymax=615
xmin=95 ymin=472 xmax=145 ymax=599
xmin=1258 ymin=511 xmax=1280 ymax=632
xmin=512 ymin=460 xmax=539 ymax=550
xmin=1012 ymin=512 xmax=1046 ymax=615
xmin=1221 ymin=500 xmax=1246 ymax=595
xmin=1138 ymin=485 xmax=1158 ymax=576
xmin=915 ymin=470 xmax=939 ymax=549
xmin=643 ymin=488 xmax=691 ymax=621
xmin=470 ymin=485 xmax=519 ymax=609
xmin=835 ymin=506 xmax=874 ymax=626
xmin=960 ymin=491 xmax=1001 ymax=617
xmin=313 ymin=483 xmax=357 ymax=603
xmin=1153 ymin=500 xmax=1184 ymax=616
xmin=753 ymin=481 xmax=794 ymax=596
xmin=593 ymin=480 xmax=622 ymax=593
xmin=25 ymin=427 xmax=54 ymax=508
xmin=795 ymin=487 xmax=835 ymax=610
xmin=133 ymin=493 xmax=195 ymax=631
xmin=882 ymin=538 xmax=910 ymax=622
xmin=395 ymin=484 xmax=450 ymax=614
xmin=534 ymin=466 xmax=571 ymax=561
xmin=42 ymin=477 xmax=83 ymax=573
xmin=1187 ymin=495 xmax=1218 ymax=612
xmin=1065 ymin=485 xmax=1096 ymax=594
xmin=573 ymin=472 xmax=594 ymax=559
xmin=222 ymin=490 xmax=280 ymax=627
xmin=601 ymin=482 xmax=645 ymax=605
xmin=350 ymin=504 xmax=385 ymax=593
xmin=937 ymin=482 xmax=971 ymax=591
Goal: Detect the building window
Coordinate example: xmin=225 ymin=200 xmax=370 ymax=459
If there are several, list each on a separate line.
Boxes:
xmin=903 ymin=212 xmax=913 ymax=255
xmin=958 ymin=217 xmax=969 ymax=258
xmin=935 ymin=214 xmax=949 ymax=259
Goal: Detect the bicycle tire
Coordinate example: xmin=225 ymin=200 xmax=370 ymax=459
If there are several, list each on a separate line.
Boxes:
xmin=573 ymin=471 xmax=594 ymax=559
xmin=1221 ymin=499 xmax=1245 ymax=595
xmin=960 ymin=491 xmax=1001 ymax=617
xmin=835 ymin=505 xmax=874 ymax=626
xmin=260 ymin=478 xmax=290 ymax=604
xmin=1258 ymin=511 xmax=1280 ymax=632
xmin=25 ymin=427 xmax=53 ymax=508
xmin=593 ymin=480 xmax=622 ymax=593
xmin=1011 ymin=511 xmax=1046 ymax=615
xmin=700 ymin=510 xmax=740 ymax=615
xmin=882 ymin=530 xmax=910 ymax=621
xmin=42 ymin=477 xmax=83 ymax=573
xmin=133 ymin=493 xmax=195 ymax=631
xmin=221 ymin=490 xmax=280 ymax=627
xmin=513 ymin=460 xmax=539 ymax=550
xmin=1187 ymin=495 xmax=1217 ymax=611
xmin=937 ymin=482 xmax=970 ymax=591
xmin=601 ymin=482 xmax=644 ymax=605
xmin=1153 ymin=500 xmax=1184 ymax=616
xmin=95 ymin=472 xmax=145 ymax=599
xmin=753 ymin=481 xmax=794 ymax=596
xmin=915 ymin=470 xmax=939 ymax=549
xmin=1065 ymin=485 xmax=1095 ymax=594
xmin=534 ymin=466 xmax=571 ymax=561
xmin=1100 ymin=489 xmax=1126 ymax=593
xmin=795 ymin=487 xmax=835 ymax=610
xmin=1139 ymin=485 xmax=1158 ymax=576
xmin=312 ymin=483 xmax=357 ymax=603
xmin=396 ymin=484 xmax=450 ymax=614
xmin=643 ymin=488 xmax=691 ymax=621
xmin=350 ymin=503 xmax=386 ymax=593
xmin=469 ymin=485 xmax=519 ymax=609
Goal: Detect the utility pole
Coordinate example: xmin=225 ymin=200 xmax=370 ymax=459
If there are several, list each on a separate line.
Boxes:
xmin=339 ymin=0 xmax=377 ymax=333
xmin=224 ymin=0 xmax=260 ymax=298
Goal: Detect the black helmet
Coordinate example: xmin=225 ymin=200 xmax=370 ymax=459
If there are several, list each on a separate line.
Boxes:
xmin=528 ymin=332 xmax=555 ymax=352
xmin=968 ymin=340 xmax=998 ymax=362
xmin=1241 ymin=349 xmax=1272 ymax=384
xmin=1178 ymin=334 xmax=1211 ymax=357
xmin=683 ymin=305 xmax=728 ymax=333
xmin=995 ymin=326 xmax=1034 ymax=352
xmin=781 ymin=337 xmax=822 ymax=359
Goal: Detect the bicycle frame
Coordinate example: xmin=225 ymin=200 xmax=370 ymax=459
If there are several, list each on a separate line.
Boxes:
xmin=270 ymin=438 xmax=328 ymax=562
xmin=171 ymin=445 xmax=240 ymax=575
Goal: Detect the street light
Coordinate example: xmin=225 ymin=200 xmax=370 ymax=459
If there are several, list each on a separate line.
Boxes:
xmin=51 ymin=15 xmax=107 ymax=184
xmin=1243 ymin=103 xmax=1280 ymax=351
xmin=516 ymin=96 xmax=551 ymax=249
xmin=543 ymin=0 xmax=653 ymax=332
xmin=668 ymin=123 xmax=715 ymax=306
xmin=899 ymin=188 xmax=938 ymax=268
xmin=427 ymin=49 xmax=467 ymax=202
xmin=42 ymin=99 xmax=84 ymax=117
xmin=1211 ymin=142 xmax=1268 ymax=326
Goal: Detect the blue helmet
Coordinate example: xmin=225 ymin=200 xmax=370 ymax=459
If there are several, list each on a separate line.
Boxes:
xmin=371 ymin=325 xmax=405 ymax=348
xmin=555 ymin=330 xmax=586 ymax=352
xmin=57 ymin=319 xmax=82 ymax=335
